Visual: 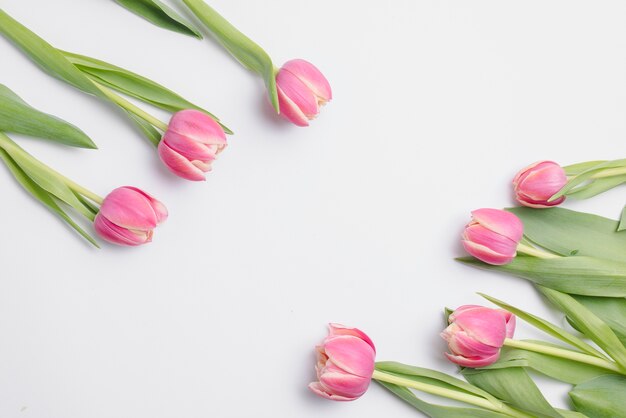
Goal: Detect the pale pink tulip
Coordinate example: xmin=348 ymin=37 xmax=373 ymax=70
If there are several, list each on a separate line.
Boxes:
xmin=441 ymin=305 xmax=516 ymax=368
xmin=309 ymin=323 xmax=376 ymax=401
xmin=158 ymin=109 xmax=227 ymax=181
xmin=276 ymin=59 xmax=332 ymax=127
xmin=513 ymin=161 xmax=567 ymax=208
xmin=462 ymin=208 xmax=523 ymax=265
xmin=94 ymin=186 xmax=168 ymax=246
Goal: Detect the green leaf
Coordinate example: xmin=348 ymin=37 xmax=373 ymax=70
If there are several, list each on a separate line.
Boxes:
xmin=462 ymin=367 xmax=563 ymax=418
xmin=507 ymin=207 xmax=626 ymax=261
xmin=114 ymin=0 xmax=203 ymax=39
xmin=479 ymin=293 xmax=604 ymax=358
xmin=125 ymin=111 xmax=162 ymax=147
xmin=0 ymin=10 xmax=102 ymax=98
xmin=565 ymin=175 xmax=626 ymax=200
xmin=569 ymin=375 xmax=626 ymax=418
xmin=563 ymin=161 xmax=607 ymax=176
xmin=0 ymin=133 xmax=94 ymax=219
xmin=182 ymin=0 xmax=279 ymax=112
xmin=459 ymin=255 xmax=626 ymax=297
xmin=0 ymin=148 xmax=98 ymax=247
xmin=553 ymin=159 xmax=626 ymax=200
xmin=61 ymin=50 xmax=232 ymax=134
xmin=571 ymin=295 xmax=626 ymax=347
xmin=481 ymin=345 xmax=616 ymax=385
xmin=619 ymin=206 xmax=626 ymax=232
xmin=0 ymin=84 xmax=96 ymax=148
xmin=539 ymin=287 xmax=626 ymax=372
xmin=377 ymin=381 xmax=511 ymax=418
xmin=375 ymin=362 xmax=500 ymax=404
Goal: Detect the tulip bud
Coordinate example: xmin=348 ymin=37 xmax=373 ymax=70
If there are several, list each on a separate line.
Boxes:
xmin=462 ymin=208 xmax=523 ymax=265
xmin=441 ymin=305 xmax=516 ymax=368
xmin=276 ymin=59 xmax=332 ymax=127
xmin=158 ymin=109 xmax=227 ymax=181
xmin=309 ymin=323 xmax=376 ymax=401
xmin=513 ymin=161 xmax=568 ymax=208
xmin=94 ymin=186 xmax=168 ymax=246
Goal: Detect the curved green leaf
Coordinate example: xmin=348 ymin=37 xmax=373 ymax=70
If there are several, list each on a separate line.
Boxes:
xmin=182 ymin=0 xmax=279 ymax=112
xmin=571 ymin=295 xmax=626 ymax=347
xmin=0 ymin=84 xmax=96 ymax=148
xmin=114 ymin=0 xmax=203 ymax=39
xmin=570 ymin=375 xmax=626 ymax=418
xmin=553 ymin=159 xmax=626 ymax=200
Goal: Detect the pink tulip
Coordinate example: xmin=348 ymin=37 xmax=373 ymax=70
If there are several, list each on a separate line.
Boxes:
xmin=441 ymin=305 xmax=516 ymax=368
xmin=276 ymin=59 xmax=332 ymax=127
xmin=513 ymin=161 xmax=568 ymax=208
xmin=158 ymin=109 xmax=227 ymax=181
xmin=462 ymin=208 xmax=524 ymax=265
xmin=309 ymin=323 xmax=376 ymax=401
xmin=94 ymin=186 xmax=168 ymax=246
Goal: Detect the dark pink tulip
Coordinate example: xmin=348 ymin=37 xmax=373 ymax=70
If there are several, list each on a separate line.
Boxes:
xmin=513 ymin=161 xmax=568 ymax=208
xmin=276 ymin=59 xmax=332 ymax=127
xmin=309 ymin=323 xmax=376 ymax=401
xmin=158 ymin=109 xmax=227 ymax=181
xmin=441 ymin=305 xmax=516 ymax=368
xmin=462 ymin=209 xmax=524 ymax=265
xmin=94 ymin=186 xmax=168 ymax=246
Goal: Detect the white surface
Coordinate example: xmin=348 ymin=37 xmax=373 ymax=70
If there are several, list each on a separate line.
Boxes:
xmin=0 ymin=1 xmax=625 ymax=417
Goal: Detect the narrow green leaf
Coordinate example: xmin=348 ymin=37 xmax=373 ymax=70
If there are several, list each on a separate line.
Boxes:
xmin=61 ymin=50 xmax=232 ymax=134
xmin=553 ymin=159 xmax=626 ymax=200
xmin=619 ymin=206 xmax=626 ymax=232
xmin=114 ymin=0 xmax=203 ymax=39
xmin=125 ymin=111 xmax=162 ymax=146
xmin=569 ymin=375 xmax=626 ymax=418
xmin=562 ymin=161 xmax=607 ymax=176
xmin=0 ymin=10 xmax=102 ymax=97
xmin=0 ymin=84 xmax=96 ymax=148
xmin=459 ymin=256 xmax=626 ymax=297
xmin=479 ymin=293 xmax=604 ymax=358
xmin=566 ymin=175 xmax=626 ymax=200
xmin=182 ymin=0 xmax=279 ymax=112
xmin=507 ymin=207 xmax=626 ymax=261
xmin=539 ymin=287 xmax=626 ymax=371
xmin=571 ymin=296 xmax=626 ymax=347
xmin=377 ymin=381 xmax=511 ymax=418
xmin=376 ymin=362 xmax=500 ymax=404
xmin=481 ymin=345 xmax=616 ymax=384
xmin=0 ymin=133 xmax=94 ymax=219
xmin=463 ymin=367 xmax=562 ymax=418
xmin=0 ymin=148 xmax=98 ymax=247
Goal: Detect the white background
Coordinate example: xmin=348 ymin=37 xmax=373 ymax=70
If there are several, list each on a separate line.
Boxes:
xmin=1 ymin=1 xmax=625 ymax=417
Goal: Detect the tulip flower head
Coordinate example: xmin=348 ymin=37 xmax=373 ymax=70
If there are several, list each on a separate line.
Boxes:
xmin=513 ymin=161 xmax=568 ymax=208
xmin=158 ymin=109 xmax=227 ymax=181
xmin=276 ymin=59 xmax=332 ymax=127
xmin=309 ymin=323 xmax=376 ymax=401
xmin=462 ymin=208 xmax=524 ymax=265
xmin=441 ymin=305 xmax=516 ymax=368
xmin=94 ymin=186 xmax=168 ymax=246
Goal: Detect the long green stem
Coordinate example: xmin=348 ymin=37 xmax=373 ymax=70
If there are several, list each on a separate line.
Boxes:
xmin=91 ymin=81 xmax=168 ymax=132
xmin=372 ymin=370 xmax=532 ymax=417
xmin=504 ymin=339 xmax=623 ymax=373
xmin=516 ymin=243 xmax=560 ymax=259
xmin=0 ymin=132 xmax=103 ymax=204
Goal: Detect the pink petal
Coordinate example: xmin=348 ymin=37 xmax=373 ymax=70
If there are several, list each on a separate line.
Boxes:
xmin=162 ymin=131 xmax=217 ymax=161
xmin=462 ymin=240 xmax=516 ymax=265
xmin=277 ymin=85 xmax=310 ymax=126
xmin=158 ymin=141 xmax=207 ymax=181
xmin=502 ymin=311 xmax=516 ymax=338
xmin=446 ymin=330 xmax=500 ymax=358
xmin=282 ymin=59 xmax=332 ymax=103
xmin=463 ymin=224 xmax=518 ymax=258
xmin=94 ymin=213 xmax=151 ymax=246
xmin=167 ymin=109 xmax=227 ymax=145
xmin=323 ymin=335 xmax=375 ymax=378
xmin=121 ymin=186 xmax=168 ymax=225
xmin=453 ymin=307 xmax=507 ymax=347
xmin=308 ymin=382 xmax=357 ymax=401
xmin=276 ymin=68 xmax=319 ymax=118
xmin=319 ymin=370 xmax=370 ymax=399
xmin=471 ymin=209 xmax=523 ymax=242
xmin=444 ymin=351 xmax=501 ymax=368
xmin=328 ymin=323 xmax=376 ymax=353
xmin=99 ymin=187 xmax=159 ymax=231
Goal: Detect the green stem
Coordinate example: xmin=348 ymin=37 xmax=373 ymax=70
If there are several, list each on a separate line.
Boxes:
xmin=91 ymin=81 xmax=168 ymax=132
xmin=516 ymin=243 xmax=560 ymax=259
xmin=372 ymin=370 xmax=532 ymax=417
xmin=0 ymin=132 xmax=103 ymax=205
xmin=590 ymin=166 xmax=626 ymax=179
xmin=504 ymin=339 xmax=623 ymax=373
